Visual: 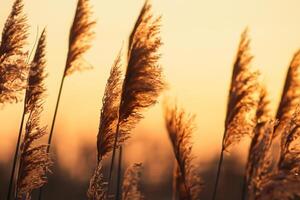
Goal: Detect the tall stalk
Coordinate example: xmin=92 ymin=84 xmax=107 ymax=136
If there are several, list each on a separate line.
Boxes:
xmin=107 ymin=117 xmax=121 ymax=196
xmin=6 ymin=103 xmax=26 ymax=200
xmin=104 ymin=2 xmax=164 ymax=198
xmin=38 ymin=73 xmax=65 ymax=200
xmin=212 ymin=133 xmax=225 ymax=200
xmin=116 ymin=146 xmax=123 ymax=200
xmin=6 ymin=28 xmax=40 ymax=199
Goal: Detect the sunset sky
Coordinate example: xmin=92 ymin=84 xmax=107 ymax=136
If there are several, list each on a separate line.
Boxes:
xmin=1 ymin=0 xmax=300 ymax=179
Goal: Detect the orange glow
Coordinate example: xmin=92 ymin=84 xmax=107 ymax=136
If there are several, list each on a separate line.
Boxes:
xmin=1 ymin=0 xmax=300 ymax=179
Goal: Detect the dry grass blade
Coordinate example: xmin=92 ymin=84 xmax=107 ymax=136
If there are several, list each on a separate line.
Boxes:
xmin=97 ymin=52 xmax=123 ymax=160
xmin=87 ymin=160 xmax=107 ymax=200
xmin=223 ymin=29 xmax=260 ymax=150
xmin=64 ymin=0 xmax=95 ymax=76
xmin=256 ymin=108 xmax=300 ymax=200
xmin=275 ymin=50 xmax=300 ymax=138
xmin=164 ymin=103 xmax=202 ymax=200
xmin=117 ymin=0 xmax=164 ymax=144
xmin=122 ymin=163 xmax=144 ymax=200
xmin=25 ymin=29 xmax=47 ymax=113
xmin=0 ymin=0 xmax=28 ymax=104
xmin=16 ymin=107 xmax=52 ymax=200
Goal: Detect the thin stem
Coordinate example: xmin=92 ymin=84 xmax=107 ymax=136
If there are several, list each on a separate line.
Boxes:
xmin=241 ymin=175 xmax=247 ymax=200
xmin=38 ymin=73 xmax=66 ymax=200
xmin=172 ymin=162 xmax=178 ymax=200
xmin=212 ymin=145 xmax=225 ymax=200
xmin=107 ymin=119 xmax=121 ymax=197
xmin=116 ymin=146 xmax=123 ymax=200
xmin=15 ymin=111 xmax=35 ymax=199
xmin=6 ymin=104 xmax=26 ymax=200
xmin=7 ymin=30 xmax=40 ymax=200
xmin=46 ymin=75 xmax=66 ymax=152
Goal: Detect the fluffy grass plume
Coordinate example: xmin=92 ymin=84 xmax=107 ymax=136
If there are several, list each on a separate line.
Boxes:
xmin=87 ymin=160 xmax=107 ymax=200
xmin=122 ymin=163 xmax=144 ymax=200
xmin=15 ymin=29 xmax=51 ymax=200
xmin=64 ymin=0 xmax=95 ymax=76
xmin=244 ymin=88 xmax=275 ymax=200
xmin=223 ymin=29 xmax=260 ymax=150
xmin=212 ymin=30 xmax=260 ymax=200
xmin=164 ymin=103 xmax=202 ymax=200
xmin=87 ymin=52 xmax=122 ymax=199
xmin=25 ymin=29 xmax=47 ymax=113
xmin=16 ymin=108 xmax=51 ymax=200
xmin=96 ymin=52 xmax=123 ymax=160
xmin=108 ymin=0 xmax=165 ymax=192
xmin=276 ymin=50 xmax=300 ymax=138
xmin=0 ymin=0 xmax=28 ymax=104
xmin=256 ymin=108 xmax=300 ymax=200
xmin=117 ymin=0 xmax=164 ymax=143
xmin=44 ymin=0 xmax=95 ymax=168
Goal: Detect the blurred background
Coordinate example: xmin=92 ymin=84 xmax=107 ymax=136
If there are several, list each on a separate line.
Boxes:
xmin=1 ymin=0 xmax=300 ymax=199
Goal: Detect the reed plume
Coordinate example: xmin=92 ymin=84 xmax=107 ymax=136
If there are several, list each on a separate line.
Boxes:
xmin=164 ymin=103 xmax=202 ymax=200
xmin=275 ymin=50 xmax=300 ymax=138
xmin=243 ymin=88 xmax=275 ymax=200
xmin=87 ymin=52 xmax=122 ymax=199
xmin=108 ymin=0 xmax=164 ymax=196
xmin=223 ymin=29 xmax=260 ymax=149
xmin=7 ymin=29 xmax=47 ymax=200
xmin=40 ymin=1 xmax=95 ymax=198
xmin=87 ymin=160 xmax=107 ymax=200
xmin=117 ymin=1 xmax=164 ymax=143
xmin=46 ymin=0 xmax=95 ymax=150
xmin=25 ymin=29 xmax=47 ymax=113
xmin=14 ymin=30 xmax=50 ymax=199
xmin=122 ymin=163 xmax=144 ymax=200
xmin=212 ymin=29 xmax=260 ymax=200
xmin=96 ymin=53 xmax=123 ymax=160
xmin=65 ymin=0 xmax=95 ymax=76
xmin=16 ymin=107 xmax=51 ymax=200
xmin=256 ymin=108 xmax=300 ymax=200
xmin=0 ymin=0 xmax=28 ymax=104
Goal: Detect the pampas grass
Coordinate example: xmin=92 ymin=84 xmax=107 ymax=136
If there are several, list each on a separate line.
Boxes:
xmin=164 ymin=103 xmax=202 ymax=200
xmin=107 ymin=0 xmax=164 ymax=197
xmin=212 ymin=29 xmax=261 ymax=200
xmin=87 ymin=160 xmax=107 ymax=200
xmin=0 ymin=0 xmax=28 ymax=104
xmin=7 ymin=29 xmax=47 ymax=200
xmin=16 ymin=107 xmax=51 ymax=200
xmin=39 ymin=1 xmax=95 ymax=198
xmin=5 ymin=29 xmax=51 ymax=200
xmin=276 ymin=50 xmax=300 ymax=138
xmin=46 ymin=0 xmax=95 ymax=151
xmin=96 ymin=52 xmax=123 ymax=160
xmin=256 ymin=108 xmax=300 ymax=200
xmin=65 ymin=0 xmax=96 ymax=76
xmin=243 ymin=88 xmax=275 ymax=200
xmin=87 ymin=51 xmax=122 ymax=199
xmin=122 ymin=163 xmax=144 ymax=200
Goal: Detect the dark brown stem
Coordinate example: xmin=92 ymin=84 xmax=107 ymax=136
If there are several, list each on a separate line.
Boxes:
xmin=116 ymin=146 xmax=123 ymax=200
xmin=212 ymin=130 xmax=226 ymax=200
xmin=6 ymin=104 xmax=26 ymax=200
xmin=38 ymin=73 xmax=66 ymax=200
xmin=107 ymin=118 xmax=121 ymax=197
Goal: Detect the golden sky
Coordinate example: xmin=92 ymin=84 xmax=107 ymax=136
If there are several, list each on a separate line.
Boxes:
xmin=1 ymin=0 xmax=300 ymax=177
